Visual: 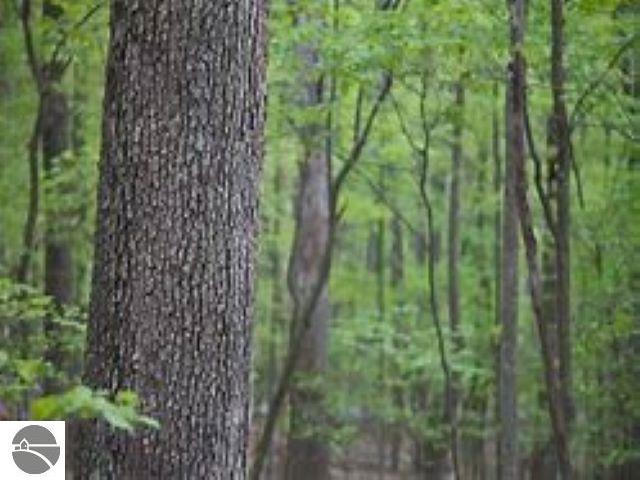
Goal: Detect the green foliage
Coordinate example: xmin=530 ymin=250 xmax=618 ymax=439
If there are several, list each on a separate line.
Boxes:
xmin=32 ymin=386 xmax=159 ymax=432
xmin=0 ymin=0 xmax=637 ymax=474
xmin=0 ymin=277 xmax=156 ymax=431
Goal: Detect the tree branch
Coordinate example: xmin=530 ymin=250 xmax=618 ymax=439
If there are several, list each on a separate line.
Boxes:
xmin=16 ymin=101 xmax=43 ymax=283
xmin=50 ymin=1 xmax=106 ymax=68
xmin=354 ymin=166 xmax=420 ymax=237
xmin=331 ymin=72 xmax=393 ymax=209
xmin=523 ymin=91 xmax=557 ymax=238
xmin=569 ymin=33 xmax=638 ymax=132
xmin=20 ymin=0 xmax=43 ymax=91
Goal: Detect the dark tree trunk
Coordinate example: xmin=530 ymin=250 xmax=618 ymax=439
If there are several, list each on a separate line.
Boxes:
xmin=41 ymin=88 xmax=72 ymax=307
xmin=499 ymin=73 xmax=520 ymax=480
xmin=508 ymin=0 xmax=573 ymax=476
xmin=39 ymin=1 xmax=74 ymax=393
xmin=550 ymin=0 xmax=575 ymax=450
xmin=75 ymin=1 xmax=266 ymax=478
xmin=41 ymin=86 xmax=73 ymax=394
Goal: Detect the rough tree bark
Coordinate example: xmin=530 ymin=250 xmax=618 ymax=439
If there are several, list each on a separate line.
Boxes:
xmin=75 ymin=1 xmax=266 ymax=478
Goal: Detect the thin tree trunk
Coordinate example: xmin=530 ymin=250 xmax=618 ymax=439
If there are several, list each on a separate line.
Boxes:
xmin=499 ymin=69 xmax=520 ymax=480
xmin=508 ymin=0 xmax=573 ymax=476
xmin=473 ymin=141 xmax=491 ymax=480
xmin=284 ymin=4 xmax=331 ymax=478
xmin=15 ymin=103 xmax=41 ymax=284
xmin=41 ymin=89 xmax=72 ymax=307
xmin=38 ymin=1 xmax=75 ymax=394
xmin=447 ymin=81 xmax=464 ymax=480
xmin=286 ymin=148 xmax=331 ymax=480
xmin=389 ymin=213 xmax=405 ymax=472
xmin=265 ymin=161 xmax=285 ymax=480
xmin=419 ymin=127 xmax=454 ymax=480
xmin=550 ymin=0 xmax=575 ymax=443
xmin=16 ymin=1 xmax=43 ymax=284
xmin=75 ymin=2 xmax=266 ymax=477
xmin=492 ymin=81 xmax=503 ymax=480
xmin=375 ymin=213 xmax=387 ymax=480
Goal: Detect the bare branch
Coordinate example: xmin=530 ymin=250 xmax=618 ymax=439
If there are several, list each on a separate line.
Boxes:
xmin=390 ymin=91 xmax=423 ymax=155
xmin=50 ymin=2 xmax=106 ymax=68
xmin=354 ymin=166 xmax=420 ymax=236
xmin=523 ymin=92 xmax=557 ymax=237
xmin=331 ymin=73 xmax=393 ymax=208
xmin=569 ymin=34 xmax=639 ymax=132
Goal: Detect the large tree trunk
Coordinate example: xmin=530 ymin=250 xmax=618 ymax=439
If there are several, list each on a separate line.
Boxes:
xmin=75 ymin=1 xmax=266 ymax=478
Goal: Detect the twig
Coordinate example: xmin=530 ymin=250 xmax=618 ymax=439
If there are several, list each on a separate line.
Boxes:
xmin=331 ymin=73 xmax=393 ymax=206
xmin=523 ymin=91 xmax=557 ymax=237
xmin=390 ymin=92 xmax=422 ymax=155
xmin=354 ymin=166 xmax=420 ymax=236
xmin=50 ymin=2 xmax=106 ymax=67
xmin=569 ymin=34 xmax=638 ymax=132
